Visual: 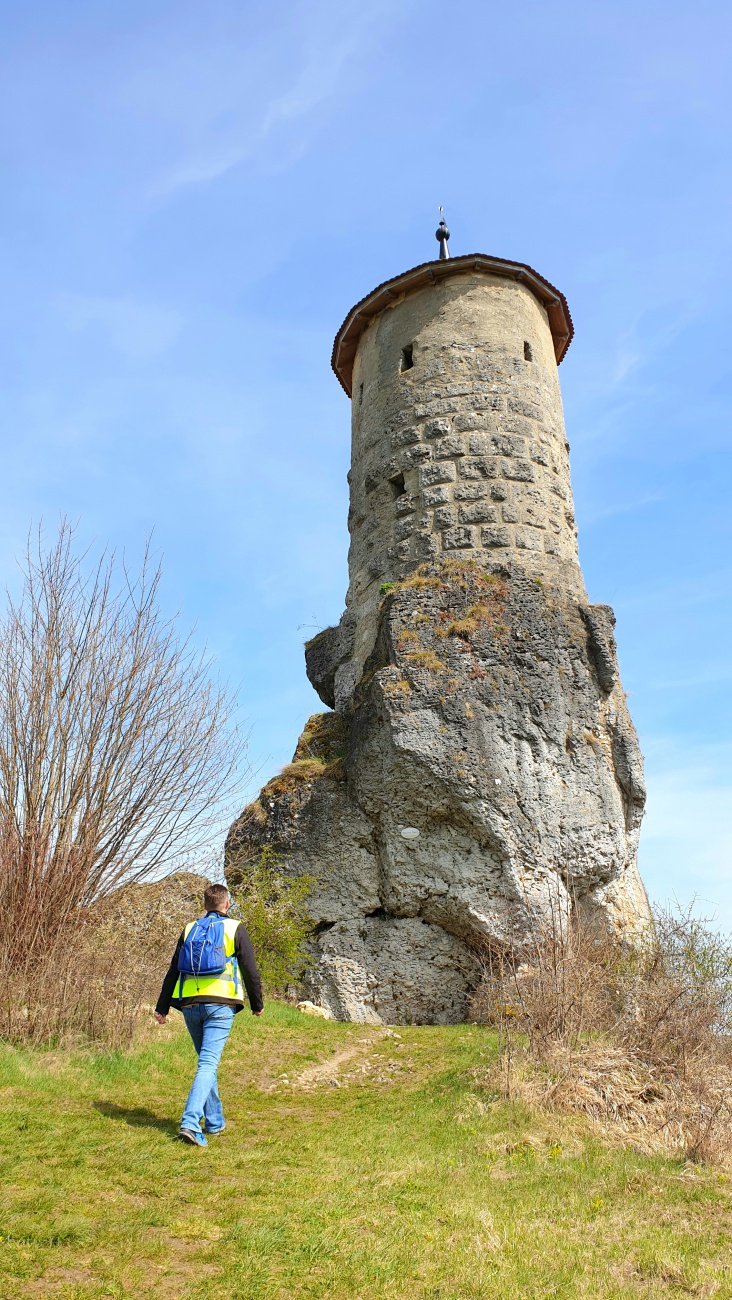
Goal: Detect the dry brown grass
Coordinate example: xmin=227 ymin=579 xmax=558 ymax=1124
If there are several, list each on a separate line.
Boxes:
xmin=400 ymin=575 xmax=442 ymax=591
xmin=403 ymin=649 xmax=446 ymax=673
xmin=261 ymin=755 xmax=343 ymax=799
xmin=380 ymin=674 xmax=412 ymax=699
xmin=470 ymin=906 xmax=732 ymax=1165
xmin=395 ymin=629 xmax=420 ymax=649
xmin=0 ymin=871 xmax=210 ymax=1047
xmin=444 ymin=595 xmax=508 ymax=641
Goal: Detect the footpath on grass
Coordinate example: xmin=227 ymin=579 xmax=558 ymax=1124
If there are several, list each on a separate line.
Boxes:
xmin=1 ymin=1003 xmax=731 ymax=1299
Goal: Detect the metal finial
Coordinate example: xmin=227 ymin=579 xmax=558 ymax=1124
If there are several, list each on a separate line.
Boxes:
xmin=435 ymin=206 xmax=450 ymax=259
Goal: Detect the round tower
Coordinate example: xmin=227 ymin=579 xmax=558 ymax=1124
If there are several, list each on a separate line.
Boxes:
xmin=229 ymin=236 xmax=651 ymax=1025
xmin=332 ymin=253 xmax=583 ymax=700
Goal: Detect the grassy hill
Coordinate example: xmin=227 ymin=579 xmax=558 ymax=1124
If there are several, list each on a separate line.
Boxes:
xmin=1 ymin=1005 xmax=730 ymax=1299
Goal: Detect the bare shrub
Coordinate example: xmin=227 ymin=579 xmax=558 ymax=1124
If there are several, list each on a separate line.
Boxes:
xmin=0 ymin=523 xmax=246 ymax=1042
xmin=18 ymin=873 xmax=212 ymax=1048
xmin=470 ymin=904 xmax=732 ymax=1165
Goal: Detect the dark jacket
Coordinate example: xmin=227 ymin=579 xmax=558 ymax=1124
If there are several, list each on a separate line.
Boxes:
xmin=155 ymin=913 xmax=264 ymax=1016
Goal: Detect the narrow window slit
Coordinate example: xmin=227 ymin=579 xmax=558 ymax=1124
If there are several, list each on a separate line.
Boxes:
xmin=524 ymin=341 xmax=533 ymax=361
xmin=358 ymin=383 xmax=364 ymax=406
xmin=390 ymin=472 xmax=406 ymax=499
xmin=400 ymin=344 xmax=414 ymax=372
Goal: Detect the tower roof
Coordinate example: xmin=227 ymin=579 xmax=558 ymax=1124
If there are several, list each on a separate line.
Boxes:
xmin=331 ymin=253 xmax=573 ymax=397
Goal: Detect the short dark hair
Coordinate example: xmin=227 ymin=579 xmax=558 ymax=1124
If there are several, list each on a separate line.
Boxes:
xmin=204 ymin=883 xmax=229 ymax=912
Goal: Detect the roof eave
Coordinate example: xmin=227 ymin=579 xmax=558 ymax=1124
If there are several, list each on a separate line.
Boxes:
xmin=331 ymin=253 xmax=573 ymax=398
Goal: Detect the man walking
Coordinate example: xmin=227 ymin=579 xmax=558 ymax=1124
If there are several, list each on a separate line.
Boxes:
xmin=154 ymin=883 xmax=263 ymax=1147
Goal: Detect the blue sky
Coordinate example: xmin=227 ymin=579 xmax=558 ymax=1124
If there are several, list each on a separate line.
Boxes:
xmin=0 ymin=0 xmax=730 ymax=920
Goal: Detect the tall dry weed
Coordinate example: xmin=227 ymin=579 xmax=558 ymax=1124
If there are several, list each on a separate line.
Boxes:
xmin=470 ymin=904 xmax=732 ymax=1165
xmin=0 ymin=872 xmax=209 ymax=1047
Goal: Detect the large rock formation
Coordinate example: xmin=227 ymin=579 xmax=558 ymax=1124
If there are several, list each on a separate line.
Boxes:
xmin=227 ymin=251 xmax=650 ymax=1024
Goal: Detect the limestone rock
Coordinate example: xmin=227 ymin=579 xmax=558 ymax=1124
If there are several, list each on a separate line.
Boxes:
xmin=305 ymin=616 xmax=355 ymax=711
xmin=227 ymin=559 xmax=649 ymax=1025
xmin=296 ymin=1000 xmax=334 ymax=1020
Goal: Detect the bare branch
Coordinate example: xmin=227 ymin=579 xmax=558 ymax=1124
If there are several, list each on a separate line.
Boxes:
xmin=0 ymin=520 xmax=248 ymax=969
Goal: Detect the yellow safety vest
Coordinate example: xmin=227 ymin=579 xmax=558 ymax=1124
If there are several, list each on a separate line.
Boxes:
xmin=174 ymin=916 xmax=245 ymax=1005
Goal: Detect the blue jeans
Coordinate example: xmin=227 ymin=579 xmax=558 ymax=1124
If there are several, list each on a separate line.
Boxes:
xmin=181 ymin=1003 xmax=235 ymax=1134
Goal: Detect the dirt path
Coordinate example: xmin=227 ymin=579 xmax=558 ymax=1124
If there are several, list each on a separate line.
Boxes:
xmin=293 ymin=1033 xmax=387 ymax=1087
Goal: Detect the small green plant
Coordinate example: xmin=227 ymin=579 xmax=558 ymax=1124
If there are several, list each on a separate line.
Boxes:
xmin=379 ymin=582 xmax=396 ymax=596
xmin=229 ymin=846 xmax=315 ymax=992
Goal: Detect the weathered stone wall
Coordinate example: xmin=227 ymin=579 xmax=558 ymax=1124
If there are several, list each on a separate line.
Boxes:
xmin=337 ymin=273 xmax=584 ymax=710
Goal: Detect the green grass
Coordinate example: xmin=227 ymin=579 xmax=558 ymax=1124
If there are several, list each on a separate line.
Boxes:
xmin=1 ymin=1006 xmax=731 ymax=1298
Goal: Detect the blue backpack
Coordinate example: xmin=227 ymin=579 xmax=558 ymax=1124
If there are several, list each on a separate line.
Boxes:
xmin=177 ymin=913 xmax=239 ymax=994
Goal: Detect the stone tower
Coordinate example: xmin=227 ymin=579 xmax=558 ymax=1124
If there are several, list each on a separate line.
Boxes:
xmin=227 ymin=242 xmax=651 ymax=1025
xmin=330 ymin=253 xmax=583 ymax=711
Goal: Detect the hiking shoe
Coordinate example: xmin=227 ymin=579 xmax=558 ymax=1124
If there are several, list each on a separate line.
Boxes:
xmin=178 ymin=1127 xmax=208 ymax=1148
xmin=206 ymin=1124 xmax=226 ymax=1136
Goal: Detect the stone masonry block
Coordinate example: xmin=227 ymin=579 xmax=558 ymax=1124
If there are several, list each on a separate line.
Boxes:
xmin=529 ymin=441 xmax=550 ymax=466
xmin=502 ymin=459 xmax=535 ymax=482
xmin=514 ymin=528 xmax=543 ymax=551
xmin=394 ymin=518 xmax=415 ymax=543
xmin=491 ymin=434 xmax=526 ymax=457
xmin=481 ymin=526 xmax=511 ymax=548
xmin=501 ymin=505 xmax=519 ymax=523
xmin=415 ymin=533 xmax=440 ymax=560
xmin=395 ymin=494 xmax=416 ymax=517
xmin=434 ymin=506 xmax=457 ymax=530
xmin=454 ymin=483 xmax=487 ymax=501
xmin=470 ymin=389 xmax=504 ymax=407
xmin=384 ymin=409 xmax=414 ymax=436
xmin=468 ymin=433 xmax=489 ymax=455
xmin=402 ymin=444 xmax=432 ymax=466
xmin=474 ymin=394 xmax=508 ymax=410
xmin=442 ymin=526 xmax=474 ymax=550
xmin=458 ymin=457 xmax=497 ymax=481
xmin=508 ymin=397 xmax=541 ymax=420
xmin=490 ymin=483 xmax=509 ymax=501
xmin=454 ymin=413 xmax=488 ymax=432
xmin=434 ymin=435 xmax=465 ymax=459
xmin=390 ymin=426 xmax=423 ymax=449
xmin=523 ymin=504 xmax=545 ymax=529
xmin=414 ymin=399 xmax=460 ymax=419
xmin=503 ymin=415 xmax=535 ymax=437
xmin=423 ymin=417 xmax=451 ymax=439
xmin=420 ymin=462 xmax=457 ymax=489
xmin=421 ymin=485 xmax=450 ymax=507
xmin=458 ymin=502 xmax=497 ymax=525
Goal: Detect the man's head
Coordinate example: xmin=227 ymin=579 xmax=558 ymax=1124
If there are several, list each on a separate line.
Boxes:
xmin=203 ymin=883 xmax=230 ymax=914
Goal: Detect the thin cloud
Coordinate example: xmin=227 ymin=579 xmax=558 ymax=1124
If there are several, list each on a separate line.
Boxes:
xmin=150 ymin=3 xmax=398 ymax=196
xmin=580 ymin=489 xmax=665 ymax=526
